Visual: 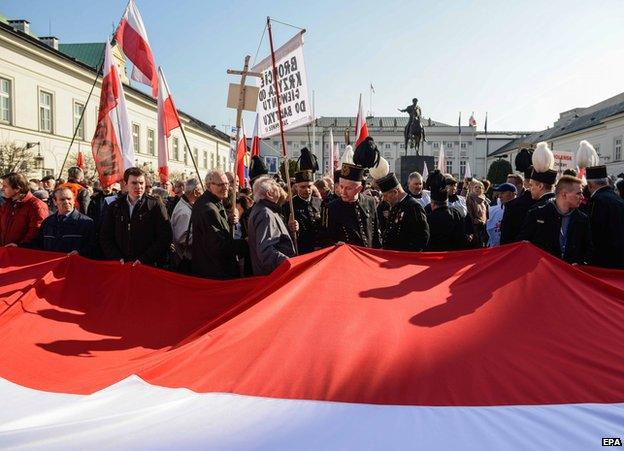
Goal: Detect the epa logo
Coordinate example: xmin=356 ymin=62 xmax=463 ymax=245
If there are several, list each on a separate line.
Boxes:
xmin=603 ymin=437 xmax=623 ymax=446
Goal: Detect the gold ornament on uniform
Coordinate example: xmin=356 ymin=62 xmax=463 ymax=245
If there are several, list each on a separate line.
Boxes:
xmin=341 ymin=165 xmax=351 ymax=177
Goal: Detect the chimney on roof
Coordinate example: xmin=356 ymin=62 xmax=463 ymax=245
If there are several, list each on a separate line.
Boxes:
xmin=8 ymin=19 xmax=30 ymax=35
xmin=39 ymin=36 xmax=59 ymax=50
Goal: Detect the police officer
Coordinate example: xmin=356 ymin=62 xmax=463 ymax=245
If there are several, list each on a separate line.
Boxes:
xmin=376 ymin=172 xmax=429 ymax=251
xmin=284 ymin=170 xmax=322 ymax=254
xmin=327 ymin=163 xmax=381 ymax=248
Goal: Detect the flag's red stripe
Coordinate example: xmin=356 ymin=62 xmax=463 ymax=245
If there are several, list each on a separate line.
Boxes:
xmin=115 ymin=19 xmax=157 ymax=97
xmin=1 ymin=244 xmax=624 ymax=406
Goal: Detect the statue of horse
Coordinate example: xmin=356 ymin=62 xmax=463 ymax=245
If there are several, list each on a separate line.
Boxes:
xmin=404 ymin=118 xmax=426 ymax=156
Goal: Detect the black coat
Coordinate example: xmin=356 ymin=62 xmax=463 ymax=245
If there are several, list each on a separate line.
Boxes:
xmin=383 ymin=194 xmax=429 ymax=251
xmin=100 ymin=194 xmax=172 ymax=266
xmin=327 ymin=195 xmax=381 ymax=248
xmin=24 ymin=209 xmax=96 ymax=257
xmin=588 ymin=186 xmax=624 ymax=268
xmin=426 ymin=205 xmax=466 ymax=251
xmin=500 ymin=191 xmax=556 ymax=244
xmin=517 ymin=200 xmax=593 ymax=264
xmin=284 ymin=195 xmax=322 ymax=254
xmin=190 ymin=191 xmax=240 ymax=279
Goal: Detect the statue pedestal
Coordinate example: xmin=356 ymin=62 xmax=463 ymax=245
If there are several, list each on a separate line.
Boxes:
xmin=395 ymin=156 xmax=435 ymax=184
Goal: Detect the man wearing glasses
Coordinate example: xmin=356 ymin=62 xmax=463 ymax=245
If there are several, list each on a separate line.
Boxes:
xmin=517 ymin=175 xmax=593 ymax=264
xmin=191 ymin=169 xmax=244 ymax=279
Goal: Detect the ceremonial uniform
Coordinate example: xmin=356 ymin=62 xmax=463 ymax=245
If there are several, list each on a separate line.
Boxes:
xmin=426 ymin=205 xmax=466 ymax=251
xmin=327 ymin=195 xmax=381 ymax=248
xmin=588 ymin=182 xmax=624 ymax=268
xmin=517 ymin=200 xmax=593 ymax=264
xmin=499 ymin=190 xmax=535 ymax=244
xmin=285 ymin=194 xmax=322 ymax=254
xmin=382 ymin=194 xmax=429 ymax=251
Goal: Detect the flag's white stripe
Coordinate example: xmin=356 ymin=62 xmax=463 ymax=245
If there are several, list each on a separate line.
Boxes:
xmin=0 ymin=376 xmax=621 ymax=451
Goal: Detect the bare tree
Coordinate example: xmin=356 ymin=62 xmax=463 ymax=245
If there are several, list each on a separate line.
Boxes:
xmin=0 ymin=141 xmax=38 ymax=174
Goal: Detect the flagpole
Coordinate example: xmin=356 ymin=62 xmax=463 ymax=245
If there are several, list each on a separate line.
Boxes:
xmin=58 ymin=56 xmax=104 ymax=180
xmin=485 ymin=112 xmax=489 ymax=167
xmin=267 ymin=17 xmax=298 ymax=255
xmin=458 ymin=111 xmax=461 ymax=177
xmin=177 ymin=119 xmax=204 ymax=190
xmin=312 ymin=89 xmax=316 ymax=173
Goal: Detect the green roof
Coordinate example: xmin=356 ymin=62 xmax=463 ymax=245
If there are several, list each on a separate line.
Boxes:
xmin=58 ymin=43 xmax=104 ymax=70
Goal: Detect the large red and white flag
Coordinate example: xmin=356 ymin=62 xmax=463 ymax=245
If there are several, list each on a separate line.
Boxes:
xmin=91 ymin=41 xmax=134 ymax=187
xmin=114 ymin=0 xmax=158 ymax=97
xmin=251 ymin=113 xmax=260 ymax=157
xmin=157 ymin=67 xmax=180 ymax=183
xmin=355 ymin=93 xmax=369 ymax=147
xmin=236 ymin=119 xmax=247 ymax=188
xmin=1 ymin=243 xmax=624 ymax=449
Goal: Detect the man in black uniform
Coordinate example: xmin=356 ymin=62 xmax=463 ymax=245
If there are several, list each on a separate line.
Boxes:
xmin=518 ymin=175 xmax=592 ymax=264
xmin=377 ymin=172 xmax=429 ymax=251
xmin=327 ymin=163 xmax=381 ymax=248
xmin=586 ymin=165 xmax=624 ymax=268
xmin=284 ymin=170 xmax=322 ymax=254
xmin=425 ymin=185 xmax=466 ymax=251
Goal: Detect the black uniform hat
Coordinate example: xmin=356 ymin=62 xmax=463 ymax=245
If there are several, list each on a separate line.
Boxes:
xmin=353 ymin=136 xmax=380 ymax=168
xmin=515 ymin=148 xmax=533 ymax=173
xmin=586 ymin=165 xmax=607 ymax=180
xmin=430 ymin=186 xmax=449 ymax=202
xmin=333 ymin=169 xmax=342 ymax=184
xmin=530 ymin=168 xmax=557 ymax=185
xmin=294 ymin=170 xmax=314 ymax=184
xmin=376 ymin=173 xmax=400 ymax=193
xmin=297 ymin=147 xmax=319 ymax=172
xmin=524 ymin=165 xmax=534 ymax=180
xmin=340 ymin=163 xmax=366 ymax=182
xmin=249 ymin=156 xmax=268 ymax=182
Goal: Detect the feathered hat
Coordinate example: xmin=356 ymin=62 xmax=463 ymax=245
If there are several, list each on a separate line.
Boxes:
xmin=575 ymin=140 xmax=599 ymax=169
xmin=531 ymin=142 xmax=557 ymax=185
xmin=340 ymin=145 xmax=354 ymax=165
xmin=297 ymin=147 xmax=319 ymax=172
xmin=515 ymin=147 xmax=533 ymax=173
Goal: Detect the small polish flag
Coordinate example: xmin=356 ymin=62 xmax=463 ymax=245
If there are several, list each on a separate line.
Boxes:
xmin=157 ymin=67 xmax=181 ymax=184
xmin=355 ymin=93 xmax=369 ymax=147
xmin=251 ymin=114 xmax=260 ymax=157
xmin=236 ymin=119 xmax=247 ymax=188
xmin=469 ymin=112 xmax=477 ymax=127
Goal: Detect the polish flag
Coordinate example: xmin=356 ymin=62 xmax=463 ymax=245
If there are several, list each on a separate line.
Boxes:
xmin=354 ymin=93 xmax=369 ymax=147
xmin=114 ymin=0 xmax=158 ymax=97
xmin=1 ymin=243 xmax=624 ymax=449
xmin=157 ymin=67 xmax=180 ymax=184
xmin=251 ymin=113 xmax=260 ymax=157
xmin=91 ymin=41 xmax=134 ymax=187
xmin=328 ymin=127 xmax=336 ymax=175
xmin=236 ymin=119 xmax=247 ymax=188
xmin=469 ymin=112 xmax=477 ymax=127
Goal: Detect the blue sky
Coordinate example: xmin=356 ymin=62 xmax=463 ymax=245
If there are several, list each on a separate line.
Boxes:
xmin=3 ymin=0 xmax=624 ymax=133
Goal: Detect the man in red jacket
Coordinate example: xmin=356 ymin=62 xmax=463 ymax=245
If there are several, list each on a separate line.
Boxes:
xmin=1 ymin=172 xmax=48 ymax=246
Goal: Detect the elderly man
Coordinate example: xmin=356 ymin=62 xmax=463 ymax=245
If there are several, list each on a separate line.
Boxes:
xmin=171 ymin=178 xmax=202 ymax=273
xmin=327 ymin=163 xmax=381 ymax=248
xmin=284 ymin=170 xmax=322 ymax=254
xmin=377 ymin=172 xmax=429 ymax=251
xmin=518 ymin=175 xmax=592 ymax=264
xmin=100 ymin=167 xmax=172 ymax=266
xmin=1 ymin=172 xmax=48 ymax=246
xmin=58 ymin=166 xmax=90 ymax=214
xmin=486 ymin=183 xmax=517 ymax=247
xmin=247 ymin=175 xmax=296 ymax=275
xmin=445 ymin=176 xmax=467 ymax=217
xmin=406 ymin=171 xmax=431 ymax=208
xmin=22 ymin=187 xmax=96 ymax=256
xmin=191 ymin=170 xmax=243 ymax=279
xmin=585 ymin=165 xmax=624 ymax=268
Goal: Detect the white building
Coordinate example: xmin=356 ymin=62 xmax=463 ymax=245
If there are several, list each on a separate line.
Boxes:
xmin=261 ymin=116 xmax=529 ymax=179
xmin=0 ymin=15 xmax=230 ymax=181
xmin=488 ymin=92 xmax=624 ymax=177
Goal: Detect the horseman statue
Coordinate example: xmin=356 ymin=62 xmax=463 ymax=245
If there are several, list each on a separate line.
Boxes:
xmin=398 ymin=98 xmax=426 ymax=156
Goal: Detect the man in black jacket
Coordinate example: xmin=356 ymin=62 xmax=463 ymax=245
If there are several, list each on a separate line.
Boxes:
xmin=377 ymin=172 xmax=429 ymax=251
xmin=518 ymin=175 xmax=592 ymax=264
xmin=586 ymin=165 xmax=624 ymax=268
xmin=283 ymin=170 xmax=322 ymax=254
xmin=191 ymin=169 xmax=242 ymax=279
xmin=425 ymin=187 xmax=466 ymax=251
xmin=100 ymin=167 xmax=172 ymax=266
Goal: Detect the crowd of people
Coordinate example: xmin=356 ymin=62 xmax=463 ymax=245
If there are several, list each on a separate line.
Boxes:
xmin=1 ymin=137 xmax=624 ymax=279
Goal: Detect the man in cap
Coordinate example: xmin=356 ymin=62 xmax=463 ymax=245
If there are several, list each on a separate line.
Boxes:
xmin=500 ymin=167 xmax=538 ymax=244
xmin=585 ymin=165 xmax=624 ymax=268
xmin=518 ymin=175 xmax=592 ymax=264
xmin=327 ymin=163 xmax=381 ymax=248
xmin=377 ymin=172 xmax=429 ymax=251
xmin=284 ymin=170 xmax=322 ymax=254
xmin=486 ymin=183 xmax=517 ymax=247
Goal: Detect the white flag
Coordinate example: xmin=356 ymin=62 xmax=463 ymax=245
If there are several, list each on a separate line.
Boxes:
xmin=422 ymin=160 xmax=429 ymax=180
xmin=465 ymin=161 xmax=472 ymax=179
xmin=437 ymin=143 xmax=445 ymax=172
xmin=252 ymin=31 xmax=313 ymax=141
xmin=328 ymin=128 xmax=336 ymax=175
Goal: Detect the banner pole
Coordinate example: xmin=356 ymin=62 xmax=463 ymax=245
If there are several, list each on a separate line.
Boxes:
xmin=267 ymin=17 xmax=298 ymax=255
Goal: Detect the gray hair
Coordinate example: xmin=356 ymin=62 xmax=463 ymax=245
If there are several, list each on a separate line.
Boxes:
xmin=67 ymin=166 xmax=84 ymax=181
xmin=253 ymin=175 xmax=278 ymax=201
xmin=151 ymin=187 xmax=169 ymax=202
xmin=205 ymin=169 xmax=225 ymax=186
xmin=184 ymin=178 xmax=200 ymax=194
xmin=408 ymin=171 xmax=422 ymax=182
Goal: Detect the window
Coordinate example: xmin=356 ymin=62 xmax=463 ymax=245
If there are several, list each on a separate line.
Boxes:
xmin=0 ymin=77 xmax=12 ymax=123
xmin=460 ymin=160 xmax=466 ymax=178
xmin=385 ymin=143 xmax=391 ymax=149
xmin=615 ymin=137 xmax=622 ymax=161
xmin=73 ymin=102 xmax=85 ymax=140
xmin=210 ymin=153 xmax=215 ymax=169
xmin=433 ymin=142 xmax=439 ymax=149
xmin=446 ymin=142 xmax=453 ymax=149
xmin=39 ymin=90 xmax=53 ymax=132
xmin=172 ymin=137 xmax=179 ymax=160
xmin=461 ymin=142 xmax=467 ymax=149
xmin=184 ymin=145 xmax=189 ymax=165
xmin=203 ymin=150 xmax=208 ymax=169
xmin=132 ymin=123 xmax=140 ymax=153
xmin=193 ymin=147 xmax=199 ymax=166
xmin=446 ymin=160 xmax=453 ymax=174
xmin=147 ymin=129 xmax=155 ymax=155
xmin=222 ymin=156 xmax=226 ymax=169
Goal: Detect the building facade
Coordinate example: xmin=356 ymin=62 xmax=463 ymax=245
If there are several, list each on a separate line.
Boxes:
xmin=0 ymin=16 xmax=230 ymax=181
